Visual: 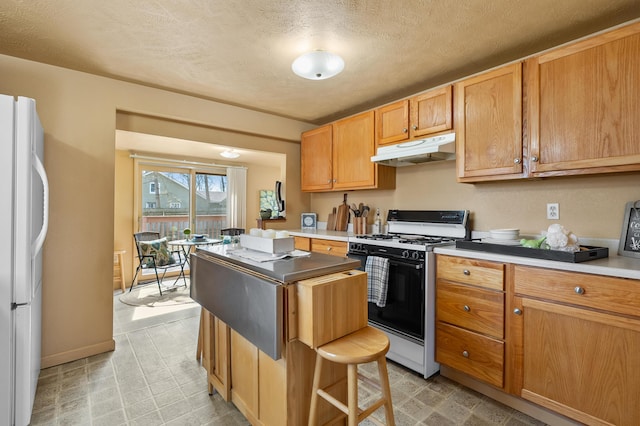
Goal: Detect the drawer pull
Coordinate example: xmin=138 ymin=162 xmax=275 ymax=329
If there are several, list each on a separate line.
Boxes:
xmin=462 ymin=350 xmax=469 ymax=358
xmin=327 ymin=247 xmax=332 ymax=251
xmin=463 ymin=305 xmax=471 ymax=312
xmin=574 ymin=286 xmax=585 ymax=295
xmin=513 ymin=308 xmax=522 ymax=315
xmin=463 ymin=269 xmax=470 ymax=276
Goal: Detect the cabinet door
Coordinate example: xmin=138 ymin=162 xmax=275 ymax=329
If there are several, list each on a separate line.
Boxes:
xmin=230 ymin=330 xmax=259 ymax=422
xmin=455 ymin=63 xmax=524 ymax=181
xmin=519 ymin=298 xmax=640 ymax=425
xmin=410 ymin=85 xmax=453 ymax=138
xmin=376 ymin=100 xmax=410 ymax=146
xmin=301 ymin=125 xmax=333 ymax=191
xmin=333 ymin=111 xmax=378 ymax=190
xmin=528 ymin=22 xmax=640 ymax=177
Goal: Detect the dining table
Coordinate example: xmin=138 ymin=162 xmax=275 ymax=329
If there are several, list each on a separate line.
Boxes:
xmin=169 ymin=238 xmax=223 ymax=266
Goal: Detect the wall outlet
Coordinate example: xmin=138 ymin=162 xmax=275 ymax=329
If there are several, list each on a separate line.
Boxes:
xmin=547 ymin=203 xmax=559 ymax=220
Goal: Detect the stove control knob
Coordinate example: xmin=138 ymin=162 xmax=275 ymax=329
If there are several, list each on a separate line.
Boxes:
xmin=411 ymin=251 xmax=420 ymax=260
xmin=402 ymin=250 xmax=410 ymax=259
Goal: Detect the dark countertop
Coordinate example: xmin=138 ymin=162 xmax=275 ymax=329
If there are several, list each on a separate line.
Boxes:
xmin=194 ymin=244 xmax=360 ymax=283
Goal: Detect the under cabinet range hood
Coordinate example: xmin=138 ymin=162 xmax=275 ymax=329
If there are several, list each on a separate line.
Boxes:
xmin=371 ymin=132 xmax=456 ymax=167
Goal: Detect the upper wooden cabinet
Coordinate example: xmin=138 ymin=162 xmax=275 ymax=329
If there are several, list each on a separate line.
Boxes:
xmin=526 ymin=22 xmax=640 ymax=177
xmin=300 ymin=124 xmax=333 ymax=192
xmin=375 ymin=86 xmax=453 ymax=147
xmin=301 ymin=111 xmax=395 ymax=192
xmin=455 ymin=63 xmax=524 ymax=182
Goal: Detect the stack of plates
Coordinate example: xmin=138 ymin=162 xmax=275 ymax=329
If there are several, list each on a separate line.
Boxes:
xmin=484 ymin=228 xmax=521 ymax=245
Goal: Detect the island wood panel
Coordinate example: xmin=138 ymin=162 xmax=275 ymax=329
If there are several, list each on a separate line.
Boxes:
xmin=297 ymin=270 xmax=367 ymax=349
xmin=455 ymin=62 xmax=524 ymax=181
xmin=520 ymin=298 xmax=640 ymax=426
xmin=230 ymin=330 xmax=260 ymax=423
xmin=437 ymin=255 xmax=505 ymax=291
xmin=202 ymin=312 xmax=231 ymax=400
xmin=528 ymin=21 xmax=640 ymax=177
xmin=436 ymin=280 xmax=505 ymax=339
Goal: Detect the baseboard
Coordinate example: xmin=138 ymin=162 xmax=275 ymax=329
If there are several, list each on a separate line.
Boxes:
xmin=41 ymin=339 xmax=116 ymax=369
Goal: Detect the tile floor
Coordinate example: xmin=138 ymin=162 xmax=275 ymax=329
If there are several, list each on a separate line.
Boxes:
xmin=30 ymin=283 xmax=547 ymax=425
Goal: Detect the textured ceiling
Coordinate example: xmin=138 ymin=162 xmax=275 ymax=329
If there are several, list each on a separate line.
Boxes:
xmin=1 ymin=0 xmax=640 ymax=125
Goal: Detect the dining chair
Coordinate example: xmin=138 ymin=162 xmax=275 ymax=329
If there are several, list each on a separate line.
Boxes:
xmin=130 ymin=231 xmax=187 ymax=295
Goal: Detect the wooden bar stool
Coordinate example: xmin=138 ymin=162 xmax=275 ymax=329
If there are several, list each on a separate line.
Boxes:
xmin=309 ymin=326 xmax=395 ymax=426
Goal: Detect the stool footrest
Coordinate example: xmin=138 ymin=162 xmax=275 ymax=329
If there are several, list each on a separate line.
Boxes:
xmin=317 ymin=388 xmax=350 ymax=415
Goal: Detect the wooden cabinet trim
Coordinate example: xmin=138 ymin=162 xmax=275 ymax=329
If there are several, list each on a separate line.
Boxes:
xmin=410 ymin=85 xmax=453 ymax=138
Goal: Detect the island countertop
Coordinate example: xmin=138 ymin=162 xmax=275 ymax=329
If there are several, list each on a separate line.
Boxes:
xmin=194 ymin=243 xmax=359 ymax=283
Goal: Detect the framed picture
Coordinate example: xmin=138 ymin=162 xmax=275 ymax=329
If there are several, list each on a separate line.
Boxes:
xmin=301 ymin=213 xmax=317 ymax=229
xmin=618 ymin=200 xmax=640 ymax=258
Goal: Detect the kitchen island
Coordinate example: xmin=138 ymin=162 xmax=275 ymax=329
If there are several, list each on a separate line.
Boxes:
xmin=190 ymin=244 xmax=366 ymax=426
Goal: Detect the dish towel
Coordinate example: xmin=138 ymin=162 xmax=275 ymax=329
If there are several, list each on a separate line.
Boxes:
xmin=365 ymin=256 xmax=390 ymax=308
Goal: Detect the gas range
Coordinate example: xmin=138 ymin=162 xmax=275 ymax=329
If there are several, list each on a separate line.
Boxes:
xmin=349 ymin=210 xmax=470 ymax=252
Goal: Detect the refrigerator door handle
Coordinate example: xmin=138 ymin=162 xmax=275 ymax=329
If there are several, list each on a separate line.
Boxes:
xmin=31 ymin=151 xmax=49 ymax=257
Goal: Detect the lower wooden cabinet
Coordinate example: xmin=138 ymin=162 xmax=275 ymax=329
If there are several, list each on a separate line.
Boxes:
xmin=513 ymin=266 xmax=640 ymax=426
xmin=294 ymin=236 xmax=348 ymax=257
xmin=436 ymin=255 xmax=506 ymax=388
xmin=436 ymin=322 xmax=504 ymax=388
xmin=437 ymin=255 xmax=640 ymax=425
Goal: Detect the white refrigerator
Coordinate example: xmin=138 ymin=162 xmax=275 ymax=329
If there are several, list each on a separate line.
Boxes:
xmin=0 ymin=95 xmax=49 ymax=426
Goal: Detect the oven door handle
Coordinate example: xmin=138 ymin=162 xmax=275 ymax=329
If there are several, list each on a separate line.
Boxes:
xmin=388 ymin=259 xmax=424 ymax=269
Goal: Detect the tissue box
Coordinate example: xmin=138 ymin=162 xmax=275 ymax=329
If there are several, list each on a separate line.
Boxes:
xmin=239 ymin=234 xmax=295 ymax=254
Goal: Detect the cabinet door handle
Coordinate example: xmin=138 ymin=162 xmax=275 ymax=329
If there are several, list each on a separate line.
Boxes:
xmin=463 ymin=269 xmax=470 ymax=276
xmin=402 ymin=128 xmax=408 ymax=133
xmin=574 ymin=286 xmax=585 ymax=295
xmin=327 ymin=179 xmax=332 ymax=183
xmin=463 ymin=305 xmax=471 ymax=312
xmin=462 ymin=350 xmax=469 ymax=358
xmin=513 ymin=308 xmax=522 ymax=315
xmin=514 ymin=158 xmax=521 ymax=164
xmin=412 ymin=125 xmax=418 ymax=130
xmin=532 ymin=156 xmax=539 ymax=162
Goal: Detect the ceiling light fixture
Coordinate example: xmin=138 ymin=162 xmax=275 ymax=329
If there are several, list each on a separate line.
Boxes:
xmin=291 ymin=50 xmax=345 ymax=80
xmin=220 ymin=149 xmax=240 ymax=159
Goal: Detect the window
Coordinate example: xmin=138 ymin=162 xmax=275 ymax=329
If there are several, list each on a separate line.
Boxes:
xmin=145 ymin=202 xmax=156 ymax=208
xmin=149 ymin=181 xmax=159 ymax=194
xmin=169 ymin=202 xmax=181 ymax=209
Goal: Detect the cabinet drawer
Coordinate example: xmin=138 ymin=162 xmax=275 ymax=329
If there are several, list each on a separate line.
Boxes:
xmin=514 ymin=266 xmax=640 ymax=317
xmin=437 ymin=281 xmax=504 ymax=339
xmin=437 ymin=255 xmax=505 ymax=291
xmin=311 ymin=239 xmax=348 ymax=257
xmin=436 ymin=322 xmax=504 ymax=388
xmin=294 ymin=236 xmax=311 ymax=251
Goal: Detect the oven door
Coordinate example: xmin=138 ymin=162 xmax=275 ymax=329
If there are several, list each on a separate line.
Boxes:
xmin=348 ymin=251 xmax=425 ymax=341
xmin=369 ymin=257 xmax=425 ymax=341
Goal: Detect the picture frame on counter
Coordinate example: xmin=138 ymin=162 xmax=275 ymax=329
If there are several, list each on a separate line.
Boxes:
xmin=301 ymin=213 xmax=317 ymax=229
xmin=618 ymin=200 xmax=640 ymax=258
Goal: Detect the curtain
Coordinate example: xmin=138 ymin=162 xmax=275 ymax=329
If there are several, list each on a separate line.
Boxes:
xmin=226 ymin=166 xmax=247 ymax=229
